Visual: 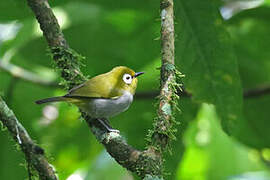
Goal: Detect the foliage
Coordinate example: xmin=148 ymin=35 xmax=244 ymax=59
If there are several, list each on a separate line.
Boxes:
xmin=0 ymin=0 xmax=270 ymax=179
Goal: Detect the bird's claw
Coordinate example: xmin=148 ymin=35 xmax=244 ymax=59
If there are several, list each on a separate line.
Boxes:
xmin=96 ymin=118 xmax=120 ymax=134
xmin=108 ymin=128 xmax=120 ymax=134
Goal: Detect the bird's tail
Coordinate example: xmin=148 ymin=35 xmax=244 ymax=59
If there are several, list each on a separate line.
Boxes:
xmin=35 ymin=96 xmax=66 ymax=104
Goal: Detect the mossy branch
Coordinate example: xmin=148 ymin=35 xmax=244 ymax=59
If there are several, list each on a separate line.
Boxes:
xmin=26 ymin=0 xmax=165 ymax=179
xmin=27 ymin=0 xmax=86 ymax=89
xmin=84 ymin=114 xmax=163 ymax=178
xmin=0 ymin=97 xmax=58 ymax=180
xmin=147 ymin=0 xmax=182 ymax=160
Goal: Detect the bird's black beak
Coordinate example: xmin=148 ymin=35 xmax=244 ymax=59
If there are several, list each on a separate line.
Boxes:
xmin=134 ymin=72 xmax=144 ymax=78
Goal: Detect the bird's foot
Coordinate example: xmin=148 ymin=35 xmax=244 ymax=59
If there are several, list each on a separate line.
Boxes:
xmin=107 ymin=128 xmax=120 ymax=134
xmin=97 ymin=118 xmax=120 ymax=134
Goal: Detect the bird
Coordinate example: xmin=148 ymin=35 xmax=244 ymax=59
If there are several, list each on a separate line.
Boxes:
xmin=36 ymin=66 xmax=144 ymax=132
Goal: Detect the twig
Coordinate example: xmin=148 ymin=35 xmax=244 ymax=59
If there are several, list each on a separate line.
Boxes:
xmin=135 ymin=89 xmax=190 ymax=99
xmin=0 ymin=96 xmax=58 ymax=180
xmin=244 ymin=84 xmax=270 ymax=98
xmin=135 ymin=84 xmax=270 ymax=99
xmin=0 ymin=60 xmax=59 ymax=88
xmin=26 ymin=0 xmax=164 ymax=179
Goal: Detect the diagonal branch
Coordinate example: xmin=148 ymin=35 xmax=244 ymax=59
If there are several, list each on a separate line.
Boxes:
xmin=26 ymin=0 xmax=164 ymax=179
xmin=85 ymin=114 xmax=162 ymax=178
xmin=0 ymin=97 xmax=58 ymax=180
xmin=26 ymin=0 xmax=86 ymax=89
xmin=0 ymin=59 xmax=59 ymax=88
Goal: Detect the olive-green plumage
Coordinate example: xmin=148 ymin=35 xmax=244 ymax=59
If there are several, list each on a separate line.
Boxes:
xmin=69 ymin=66 xmax=138 ymax=98
xmin=36 ymin=66 xmax=144 ymax=120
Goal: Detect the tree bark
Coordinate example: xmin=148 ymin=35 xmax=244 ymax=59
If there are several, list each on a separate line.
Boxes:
xmin=0 ymin=97 xmax=58 ymax=180
xmin=25 ymin=0 xmax=177 ymax=179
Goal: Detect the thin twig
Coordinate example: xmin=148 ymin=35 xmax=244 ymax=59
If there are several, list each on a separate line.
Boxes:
xmin=0 ymin=60 xmax=59 ymax=88
xmin=0 ymin=96 xmax=58 ymax=180
xmin=244 ymin=84 xmax=270 ymax=98
xmin=135 ymin=89 xmax=190 ymax=99
xmin=135 ymin=84 xmax=270 ymax=99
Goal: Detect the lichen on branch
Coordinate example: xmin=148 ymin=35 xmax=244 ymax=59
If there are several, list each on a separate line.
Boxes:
xmin=26 ymin=0 xmax=167 ymax=179
xmin=148 ymin=0 xmax=183 ymax=154
xmin=149 ymin=64 xmax=183 ymax=152
xmin=50 ymin=47 xmax=87 ymax=89
xmin=27 ymin=0 xmax=86 ymax=90
xmin=0 ymin=96 xmax=58 ymax=180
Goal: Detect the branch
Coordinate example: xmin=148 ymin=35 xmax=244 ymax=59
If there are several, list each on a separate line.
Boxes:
xmin=0 ymin=97 xmax=57 ymax=180
xmin=135 ymin=84 xmax=270 ymax=99
xmin=135 ymin=89 xmax=190 ymax=99
xmin=243 ymin=84 xmax=270 ymax=98
xmin=27 ymin=0 xmax=68 ymax=48
xmin=84 ymin=114 xmax=162 ymax=178
xmin=26 ymin=0 xmax=86 ymax=89
xmin=26 ymin=0 xmax=163 ymax=179
xmin=0 ymin=59 xmax=59 ymax=88
xmin=136 ymin=0 xmax=179 ymax=177
xmin=148 ymin=0 xmax=177 ymax=151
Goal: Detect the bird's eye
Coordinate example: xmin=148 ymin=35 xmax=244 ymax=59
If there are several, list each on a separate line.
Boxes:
xmin=123 ymin=74 xmax=132 ymax=84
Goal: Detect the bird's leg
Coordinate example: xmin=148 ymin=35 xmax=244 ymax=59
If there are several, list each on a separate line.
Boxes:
xmin=97 ymin=118 xmax=120 ymax=133
xmin=103 ymin=118 xmax=113 ymax=129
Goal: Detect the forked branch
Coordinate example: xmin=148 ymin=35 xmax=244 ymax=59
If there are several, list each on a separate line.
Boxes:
xmin=26 ymin=0 xmax=172 ymax=179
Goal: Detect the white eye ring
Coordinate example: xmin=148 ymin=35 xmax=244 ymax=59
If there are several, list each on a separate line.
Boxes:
xmin=123 ymin=74 xmax=133 ymax=84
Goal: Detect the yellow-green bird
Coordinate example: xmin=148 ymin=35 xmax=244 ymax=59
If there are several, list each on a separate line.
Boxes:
xmin=36 ymin=66 xmax=144 ymax=132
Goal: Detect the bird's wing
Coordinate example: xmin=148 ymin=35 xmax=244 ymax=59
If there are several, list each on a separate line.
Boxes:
xmin=68 ymin=83 xmax=85 ymax=94
xmin=65 ymin=74 xmax=120 ymax=99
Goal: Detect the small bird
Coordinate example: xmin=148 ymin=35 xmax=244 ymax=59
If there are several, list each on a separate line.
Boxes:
xmin=36 ymin=66 xmax=144 ymax=132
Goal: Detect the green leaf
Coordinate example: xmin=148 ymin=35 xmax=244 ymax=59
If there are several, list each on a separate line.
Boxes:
xmin=174 ymin=2 xmax=270 ymax=148
xmin=243 ymin=95 xmax=270 ymax=148
xmin=11 ymin=2 xmax=159 ymax=77
xmin=227 ymin=6 xmax=270 ymax=148
xmin=228 ymin=6 xmax=270 ymax=88
xmin=175 ymin=1 xmax=243 ymax=135
xmin=177 ymin=104 xmax=269 ymax=180
xmin=0 ymin=0 xmax=32 ymax=21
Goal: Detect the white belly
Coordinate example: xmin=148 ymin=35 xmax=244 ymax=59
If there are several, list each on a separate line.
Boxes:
xmin=84 ymin=91 xmax=133 ymax=118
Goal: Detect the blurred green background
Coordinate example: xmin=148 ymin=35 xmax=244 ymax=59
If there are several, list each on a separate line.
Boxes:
xmin=1 ymin=0 xmax=270 ymax=179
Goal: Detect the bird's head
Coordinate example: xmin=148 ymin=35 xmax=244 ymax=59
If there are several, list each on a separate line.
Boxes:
xmin=109 ymin=66 xmax=144 ymax=95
